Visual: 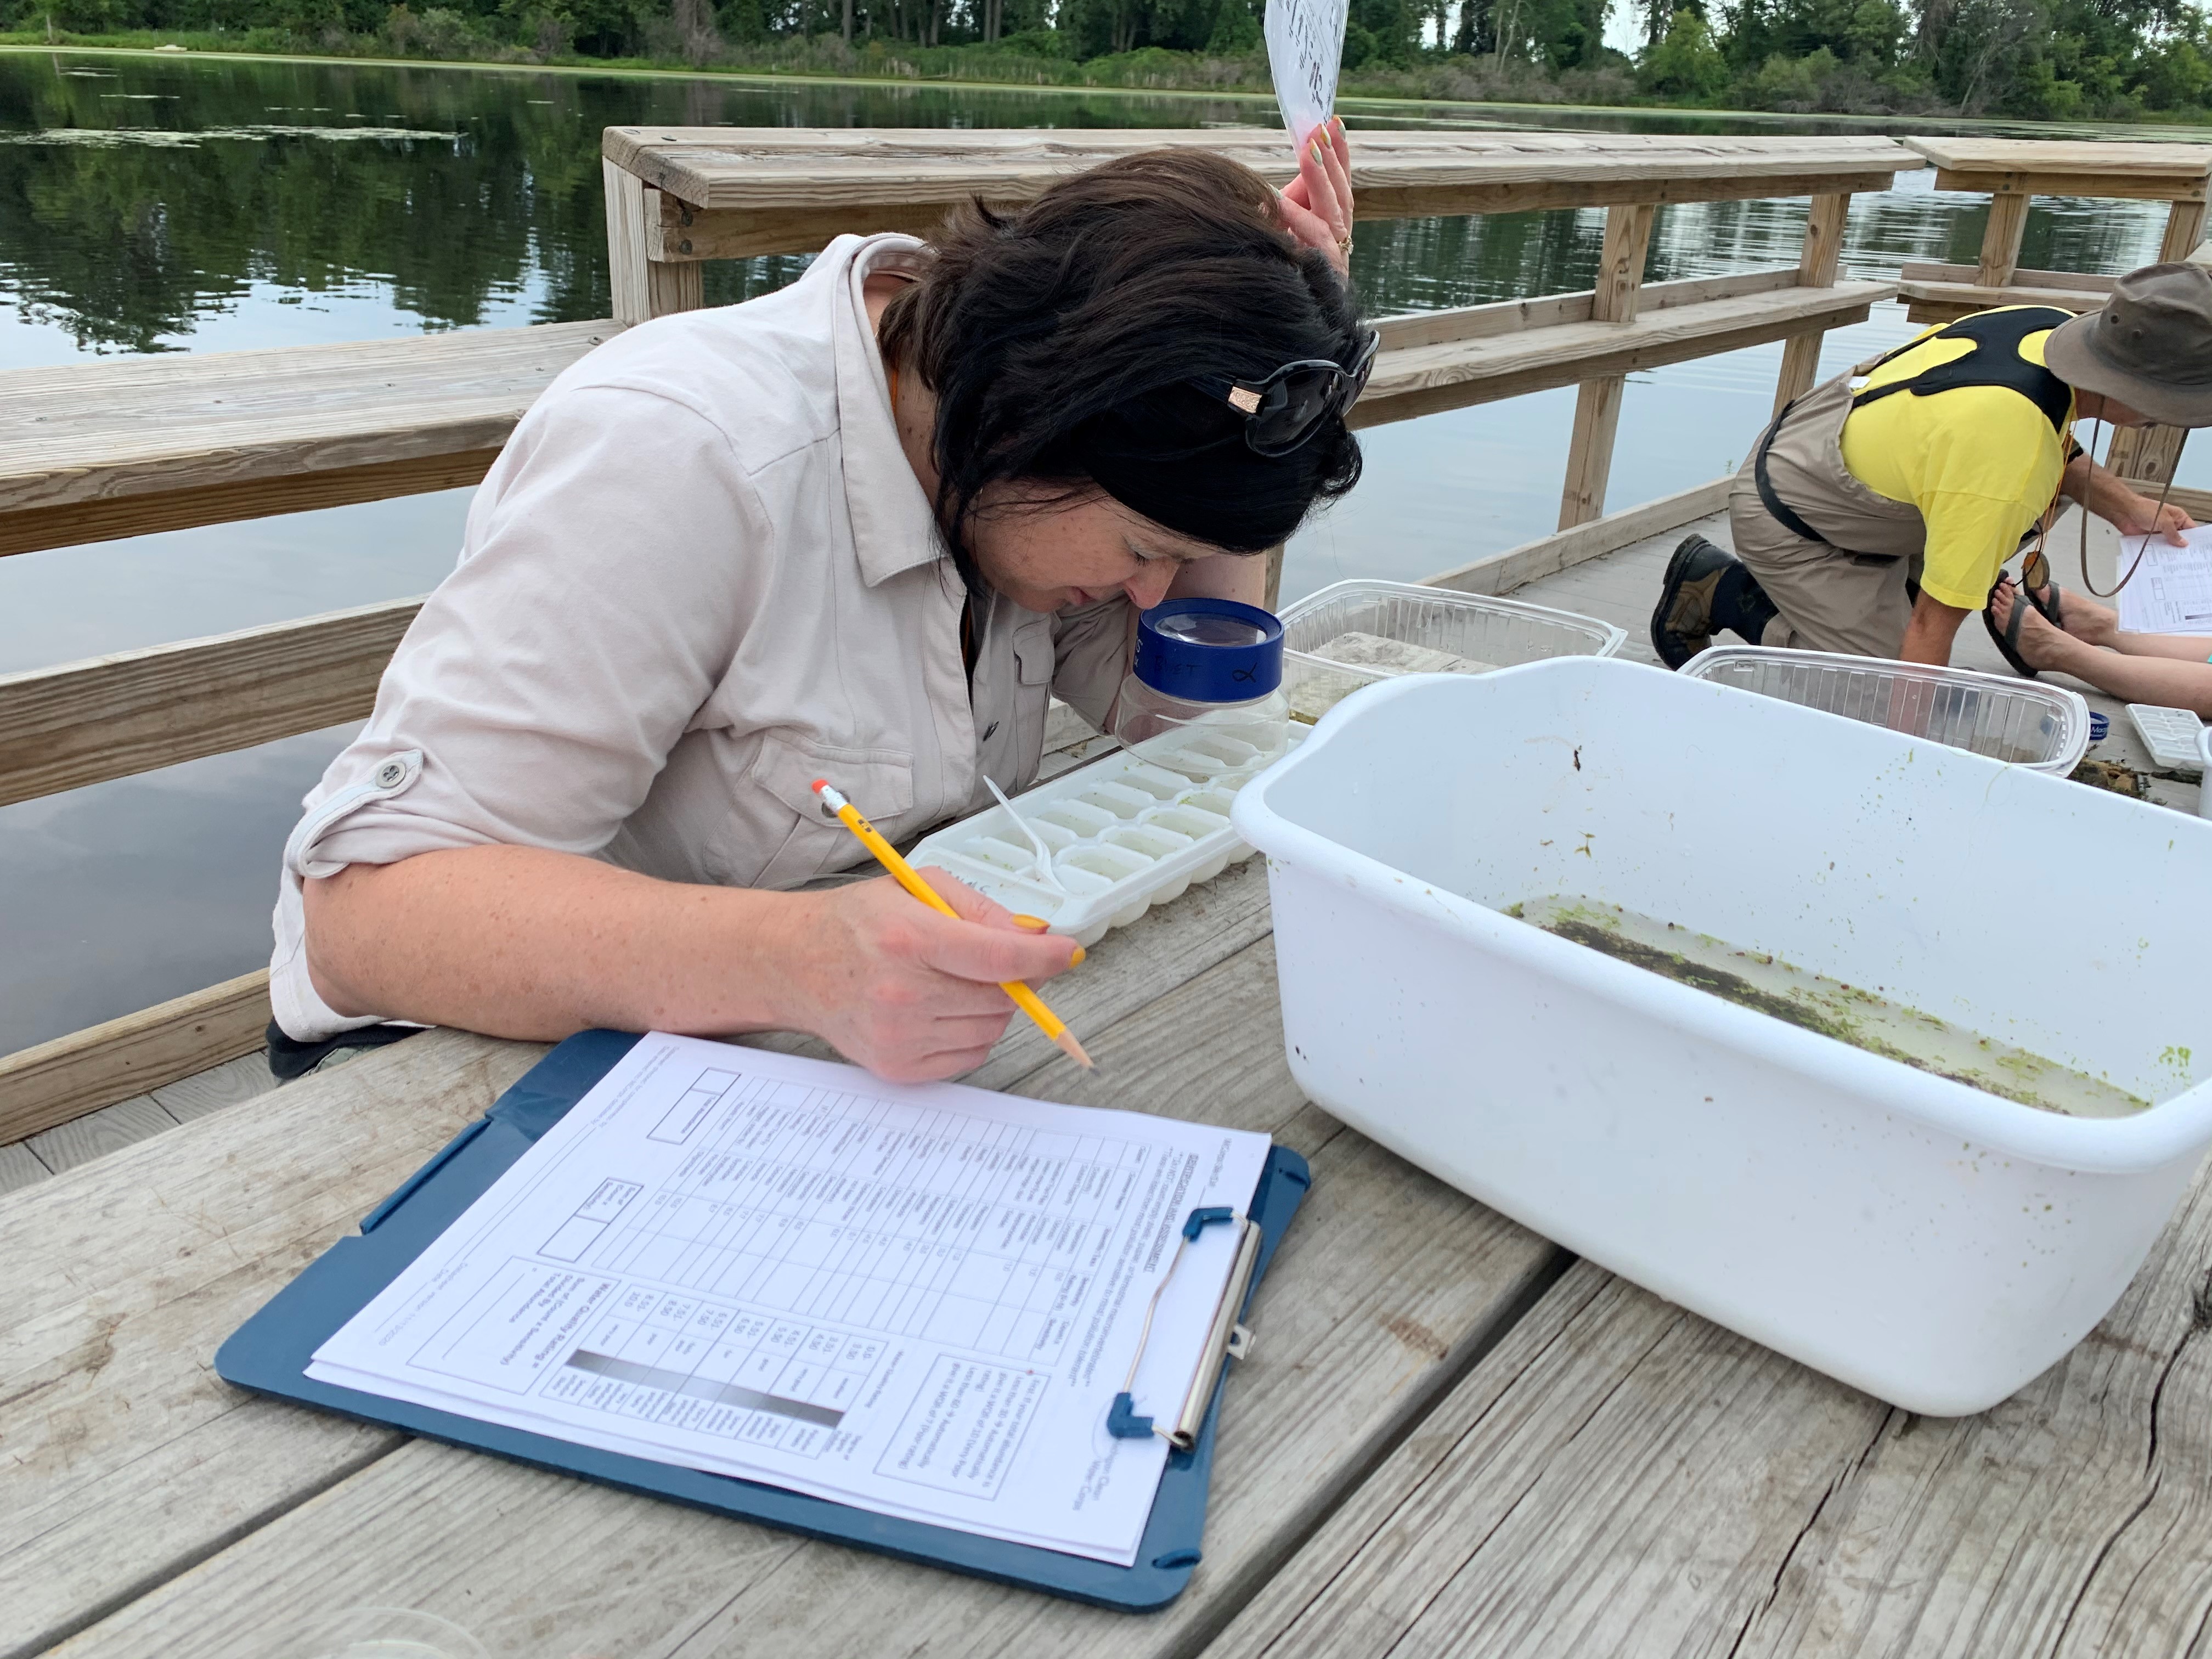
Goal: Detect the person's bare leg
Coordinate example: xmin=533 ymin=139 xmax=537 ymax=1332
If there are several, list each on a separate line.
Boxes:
xmin=2021 ymin=567 xmax=2212 ymax=662
xmin=1993 ymin=580 xmax=2212 ymax=715
xmin=2020 ymin=570 xmax=2121 ymax=646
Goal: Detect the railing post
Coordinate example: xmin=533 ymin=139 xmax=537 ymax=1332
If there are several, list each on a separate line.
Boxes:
xmin=1557 ymin=202 xmax=1654 ymax=531
xmin=604 ymin=158 xmax=704 ymax=326
xmin=1771 ymin=191 xmax=1851 ymax=416
xmin=1976 ymin=189 xmax=2030 ymax=290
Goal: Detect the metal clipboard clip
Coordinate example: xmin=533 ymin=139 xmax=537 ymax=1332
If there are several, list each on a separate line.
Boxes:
xmin=1106 ymin=1206 xmax=1262 ymax=1453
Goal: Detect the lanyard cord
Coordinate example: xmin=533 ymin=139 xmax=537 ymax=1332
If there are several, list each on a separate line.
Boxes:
xmin=2064 ymin=415 xmax=2184 ymax=600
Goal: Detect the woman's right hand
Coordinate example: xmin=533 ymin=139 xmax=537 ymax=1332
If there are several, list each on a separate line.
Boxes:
xmin=1279 ymin=116 xmax=1354 ymax=280
xmin=786 ymin=869 xmax=1082 ymax=1083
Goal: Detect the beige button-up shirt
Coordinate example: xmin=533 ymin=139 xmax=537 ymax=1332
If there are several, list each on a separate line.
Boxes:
xmin=270 ymin=234 xmax=1132 ymax=1041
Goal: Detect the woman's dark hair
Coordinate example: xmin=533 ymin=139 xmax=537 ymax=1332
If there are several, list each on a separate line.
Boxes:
xmin=877 ymin=148 xmax=1365 ymax=591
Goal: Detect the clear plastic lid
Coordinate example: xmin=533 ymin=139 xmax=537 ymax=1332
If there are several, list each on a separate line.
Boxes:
xmin=1680 ymin=645 xmax=2091 ymax=774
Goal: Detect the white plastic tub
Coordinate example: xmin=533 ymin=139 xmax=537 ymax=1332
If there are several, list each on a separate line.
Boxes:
xmin=1233 ymin=657 xmax=2212 ymax=1415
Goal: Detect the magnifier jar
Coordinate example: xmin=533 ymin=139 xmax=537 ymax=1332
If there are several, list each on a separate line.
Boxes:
xmin=1110 ymin=599 xmax=1289 ymax=781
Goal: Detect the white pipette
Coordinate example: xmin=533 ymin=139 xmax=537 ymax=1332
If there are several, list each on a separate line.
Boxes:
xmin=984 ymin=776 xmax=1069 ymax=896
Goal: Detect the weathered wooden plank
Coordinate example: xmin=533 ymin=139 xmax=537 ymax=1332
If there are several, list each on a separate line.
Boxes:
xmin=1420 ymin=478 xmax=1733 ymax=596
xmin=1899 ymin=261 xmax=2118 ymax=294
xmin=1353 ymin=282 xmax=1891 ymax=429
xmin=2161 ymin=197 xmax=2208 ymax=264
xmin=0 ymin=596 xmax=419 ymax=808
xmin=2164 ymin=484 xmax=2212 ymax=521
xmin=1206 ymin=1136 xmax=2212 ymax=1659
xmin=0 ymin=448 xmax=500 ymax=561
xmin=0 ymin=970 xmax=271 ymax=1146
xmin=1772 ymin=190 xmax=1852 ymax=414
xmin=1728 ymin=1161 xmax=2212 ymax=1658
xmin=0 ymin=1139 xmax=49 ymax=1194
xmin=652 ymin=192 xmax=957 ymax=263
xmin=0 ymin=858 xmax=1277 ymax=1653
xmin=1370 ymin=267 xmax=1796 ymax=354
xmin=25 ymin=1095 xmax=178 ymax=1175
xmin=0 ymin=1027 xmax=542 ymax=1659
xmin=1934 ymin=168 xmax=2204 ymax=204
xmin=1978 ymin=190 xmax=2033 ymax=290
xmin=604 ymin=156 xmax=704 ymax=324
xmin=650 ymin=171 xmax=1911 ymax=259
xmin=44 ymin=940 xmax=1565 ymax=1659
xmin=1906 ymin=137 xmax=2212 ymax=185
xmin=1201 ymin=1261 xmax=1893 ymax=1659
xmin=151 ymin=1052 xmax=279 ymax=1124
xmin=1901 ymin=280 xmax=2112 ymax=326
xmin=1556 ymin=375 xmax=1627 ymax=531
xmin=606 ymin=127 xmax=1917 ymax=219
xmin=0 ymin=320 xmax=614 ymax=521
xmin=1556 ymin=204 xmax=1652 ymax=531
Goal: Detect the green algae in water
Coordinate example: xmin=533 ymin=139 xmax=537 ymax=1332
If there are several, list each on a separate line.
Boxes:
xmin=1512 ymin=895 xmax=2149 ymax=1119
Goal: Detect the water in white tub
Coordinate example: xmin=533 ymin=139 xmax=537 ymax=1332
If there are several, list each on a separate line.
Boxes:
xmin=1509 ymin=895 xmax=2149 ymax=1119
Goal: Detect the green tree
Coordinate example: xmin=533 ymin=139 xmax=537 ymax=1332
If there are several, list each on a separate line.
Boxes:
xmin=1638 ymin=5 xmax=1729 ymax=91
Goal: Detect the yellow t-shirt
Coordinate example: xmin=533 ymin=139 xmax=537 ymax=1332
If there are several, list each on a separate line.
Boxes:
xmin=1837 ymin=310 xmax=2074 ymax=612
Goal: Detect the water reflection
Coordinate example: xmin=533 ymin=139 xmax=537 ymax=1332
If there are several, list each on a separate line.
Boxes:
xmin=0 ymin=48 xmax=2194 ymax=1053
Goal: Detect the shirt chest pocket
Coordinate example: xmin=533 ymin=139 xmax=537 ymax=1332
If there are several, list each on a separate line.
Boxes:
xmin=740 ymin=733 xmax=918 ymax=891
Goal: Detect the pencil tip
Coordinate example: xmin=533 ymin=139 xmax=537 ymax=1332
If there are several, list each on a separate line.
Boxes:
xmin=1054 ymin=1029 xmax=1096 ymax=1069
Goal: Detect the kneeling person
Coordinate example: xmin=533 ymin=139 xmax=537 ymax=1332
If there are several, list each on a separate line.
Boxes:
xmin=1651 ymin=263 xmax=2212 ymax=669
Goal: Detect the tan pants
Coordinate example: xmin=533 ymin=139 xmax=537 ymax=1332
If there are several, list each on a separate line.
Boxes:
xmin=1727 ymin=368 xmax=1929 ymax=658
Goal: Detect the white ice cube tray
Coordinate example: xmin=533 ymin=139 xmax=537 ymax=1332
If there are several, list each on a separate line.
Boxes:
xmin=2128 ymin=703 xmax=2207 ymax=774
xmin=906 ymin=734 xmax=1304 ymax=946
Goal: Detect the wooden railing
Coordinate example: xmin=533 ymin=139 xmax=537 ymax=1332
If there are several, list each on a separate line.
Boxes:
xmin=3 ymin=127 xmax=1970 ymax=1140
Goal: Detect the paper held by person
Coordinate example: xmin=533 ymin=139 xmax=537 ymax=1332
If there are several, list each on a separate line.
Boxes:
xmin=1266 ymin=0 xmax=1350 ymax=148
xmin=2118 ymin=524 xmax=2212 ymax=636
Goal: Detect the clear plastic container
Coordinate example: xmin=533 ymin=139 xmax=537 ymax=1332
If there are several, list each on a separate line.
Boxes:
xmin=1274 ymin=579 xmax=1628 ymax=724
xmin=1112 ymin=599 xmax=1290 ymax=780
xmin=1681 ymin=645 xmax=2090 ymax=775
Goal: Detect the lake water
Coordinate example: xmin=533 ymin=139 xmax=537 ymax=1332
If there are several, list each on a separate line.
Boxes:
xmin=0 ymin=47 xmax=2197 ymax=1054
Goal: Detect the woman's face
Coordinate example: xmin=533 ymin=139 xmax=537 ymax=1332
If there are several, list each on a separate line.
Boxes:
xmin=967 ymin=484 xmax=1224 ymax=614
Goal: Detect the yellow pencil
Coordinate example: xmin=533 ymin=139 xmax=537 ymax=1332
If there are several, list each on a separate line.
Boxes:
xmin=812 ymin=780 xmax=1094 ymax=1069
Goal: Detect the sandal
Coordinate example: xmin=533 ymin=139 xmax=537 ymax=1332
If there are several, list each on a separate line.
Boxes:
xmin=2019 ymin=551 xmax=2066 ymax=630
xmin=1983 ymin=578 xmax=2041 ymax=679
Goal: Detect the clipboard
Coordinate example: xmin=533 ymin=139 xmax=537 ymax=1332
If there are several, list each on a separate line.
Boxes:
xmin=216 ymin=1029 xmax=1311 ymax=1611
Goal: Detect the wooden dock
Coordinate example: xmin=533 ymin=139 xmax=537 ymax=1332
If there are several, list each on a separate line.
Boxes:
xmin=7 ymin=127 xmax=2212 ymax=1657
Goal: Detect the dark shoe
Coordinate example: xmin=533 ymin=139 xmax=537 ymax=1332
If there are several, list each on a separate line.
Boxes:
xmin=1651 ymin=534 xmax=1736 ymax=669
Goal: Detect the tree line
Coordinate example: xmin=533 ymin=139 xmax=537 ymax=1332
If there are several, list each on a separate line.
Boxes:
xmin=13 ymin=0 xmax=2212 ymax=119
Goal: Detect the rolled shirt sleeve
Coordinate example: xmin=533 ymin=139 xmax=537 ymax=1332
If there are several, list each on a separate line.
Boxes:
xmin=269 ymin=383 xmax=768 ymax=1037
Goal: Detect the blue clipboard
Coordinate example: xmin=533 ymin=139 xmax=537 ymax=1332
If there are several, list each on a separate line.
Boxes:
xmin=216 ymin=1029 xmax=1310 ymax=1611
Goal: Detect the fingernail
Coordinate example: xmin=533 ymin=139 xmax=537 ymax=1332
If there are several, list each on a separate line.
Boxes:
xmin=1069 ymin=945 xmax=1086 ymax=966
xmin=1011 ymin=913 xmax=1049 ymax=931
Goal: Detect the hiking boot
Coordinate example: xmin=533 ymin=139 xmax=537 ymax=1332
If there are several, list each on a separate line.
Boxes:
xmin=1650 ymin=534 xmax=1735 ymax=669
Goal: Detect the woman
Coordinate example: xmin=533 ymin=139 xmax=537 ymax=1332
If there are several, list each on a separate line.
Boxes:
xmin=275 ymin=129 xmax=1369 ymax=1084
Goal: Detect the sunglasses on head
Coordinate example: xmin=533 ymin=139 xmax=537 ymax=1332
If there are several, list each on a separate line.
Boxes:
xmin=1189 ymin=330 xmax=1381 ymax=456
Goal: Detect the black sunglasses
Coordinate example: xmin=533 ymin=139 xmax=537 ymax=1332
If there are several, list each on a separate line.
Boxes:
xmin=1190 ymin=330 xmax=1381 ymax=456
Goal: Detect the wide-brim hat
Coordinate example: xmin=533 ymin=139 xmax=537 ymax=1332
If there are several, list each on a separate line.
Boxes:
xmin=2045 ymin=261 xmax=2212 ymax=427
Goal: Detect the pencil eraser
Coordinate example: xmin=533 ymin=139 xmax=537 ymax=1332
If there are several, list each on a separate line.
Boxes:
xmin=810 ymin=778 xmax=828 ymax=793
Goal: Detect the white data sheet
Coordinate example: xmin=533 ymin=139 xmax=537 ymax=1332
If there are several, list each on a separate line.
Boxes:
xmin=310 ymin=1034 xmax=1271 ymax=1565
xmin=2119 ymin=526 xmax=2212 ymax=635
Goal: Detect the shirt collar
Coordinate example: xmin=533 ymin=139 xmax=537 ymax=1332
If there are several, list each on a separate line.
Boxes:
xmin=832 ymin=233 xmax=947 ymax=589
